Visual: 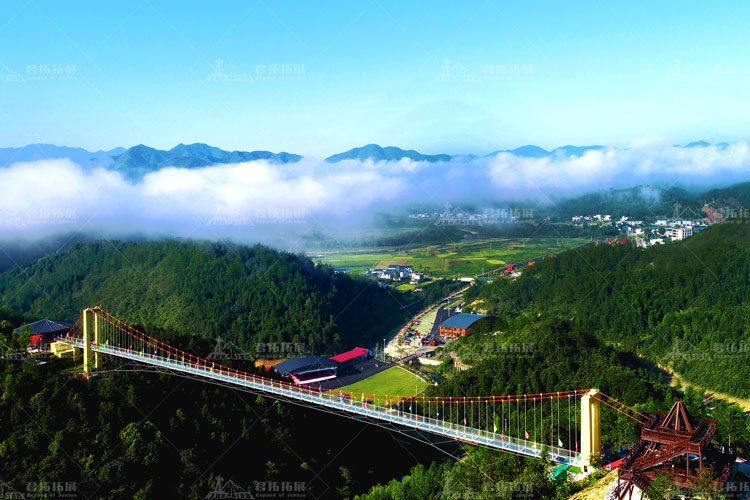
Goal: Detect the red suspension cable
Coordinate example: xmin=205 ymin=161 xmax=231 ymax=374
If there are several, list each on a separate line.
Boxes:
xmin=598 ymin=391 xmax=649 ymax=419
xmin=89 ymin=308 xmax=594 ymax=406
xmin=591 ymin=395 xmax=645 ymax=425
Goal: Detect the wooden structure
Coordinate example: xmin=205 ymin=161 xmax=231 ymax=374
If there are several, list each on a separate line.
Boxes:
xmin=616 ymin=400 xmax=736 ymax=499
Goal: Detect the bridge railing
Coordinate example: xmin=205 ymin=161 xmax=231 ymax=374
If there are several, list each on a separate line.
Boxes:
xmin=60 ymin=338 xmax=580 ymax=466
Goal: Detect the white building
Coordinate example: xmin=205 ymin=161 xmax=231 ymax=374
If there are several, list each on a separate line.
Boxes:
xmin=668 ymin=226 xmax=693 ymax=240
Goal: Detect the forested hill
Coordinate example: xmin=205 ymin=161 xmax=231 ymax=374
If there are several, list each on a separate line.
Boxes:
xmin=467 ymin=220 xmax=750 ymax=398
xmin=0 ymin=240 xmax=408 ymax=352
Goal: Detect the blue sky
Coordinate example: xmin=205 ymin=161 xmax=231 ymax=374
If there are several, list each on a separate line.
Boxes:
xmin=1 ymin=0 xmax=749 ymax=156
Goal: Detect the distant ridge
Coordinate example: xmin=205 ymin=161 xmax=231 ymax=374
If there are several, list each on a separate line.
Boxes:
xmin=486 ymin=144 xmax=604 ymax=158
xmin=325 ymin=144 xmax=452 ymax=163
xmin=0 ymin=143 xmax=124 ymax=167
xmin=0 ymin=140 xmax=733 ymax=175
xmin=112 ymin=143 xmax=302 ymax=180
xmin=677 ymin=140 xmax=729 ymax=149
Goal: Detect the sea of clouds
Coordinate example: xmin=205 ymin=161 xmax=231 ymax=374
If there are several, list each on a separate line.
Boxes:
xmin=1 ymin=140 xmax=749 ymax=242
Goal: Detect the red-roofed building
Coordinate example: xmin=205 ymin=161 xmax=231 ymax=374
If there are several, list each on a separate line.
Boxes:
xmin=330 ymin=347 xmax=370 ymax=368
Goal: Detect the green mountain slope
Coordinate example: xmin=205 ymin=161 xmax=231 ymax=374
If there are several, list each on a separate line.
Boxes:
xmin=0 ymin=240 xmax=407 ymax=353
xmin=469 ymin=220 xmax=750 ymax=398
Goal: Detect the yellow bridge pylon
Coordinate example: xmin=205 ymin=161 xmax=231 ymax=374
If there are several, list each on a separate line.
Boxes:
xmin=82 ymin=307 xmax=102 ymax=373
xmin=581 ymin=389 xmax=602 ymax=471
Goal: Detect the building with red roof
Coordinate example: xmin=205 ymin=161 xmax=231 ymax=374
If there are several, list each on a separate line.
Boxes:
xmin=330 ymin=347 xmax=370 ymax=367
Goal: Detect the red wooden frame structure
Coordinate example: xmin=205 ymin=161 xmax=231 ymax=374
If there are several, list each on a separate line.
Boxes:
xmin=616 ymin=400 xmax=736 ymax=499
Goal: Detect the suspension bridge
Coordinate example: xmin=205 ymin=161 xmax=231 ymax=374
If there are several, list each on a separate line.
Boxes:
xmin=53 ymin=307 xmax=649 ymax=471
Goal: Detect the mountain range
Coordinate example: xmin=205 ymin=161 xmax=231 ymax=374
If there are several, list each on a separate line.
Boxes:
xmin=325 ymin=144 xmax=452 ymax=163
xmin=0 ymin=144 xmax=125 ymax=167
xmin=109 ymin=143 xmax=302 ymax=180
xmin=0 ymin=140 xmax=731 ymax=178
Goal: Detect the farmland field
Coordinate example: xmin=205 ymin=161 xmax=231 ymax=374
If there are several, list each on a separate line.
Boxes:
xmin=311 ymin=237 xmax=589 ymax=278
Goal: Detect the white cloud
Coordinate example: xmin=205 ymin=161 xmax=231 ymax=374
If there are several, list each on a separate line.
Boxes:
xmin=1 ymin=141 xmax=750 ymax=240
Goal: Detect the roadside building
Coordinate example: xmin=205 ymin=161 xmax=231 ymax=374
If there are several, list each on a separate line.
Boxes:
xmin=438 ymin=313 xmax=491 ymax=338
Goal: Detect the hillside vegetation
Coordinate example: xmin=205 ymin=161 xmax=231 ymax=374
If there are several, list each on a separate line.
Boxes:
xmin=468 ymin=220 xmax=750 ymax=398
xmin=0 ymin=240 xmax=409 ymax=353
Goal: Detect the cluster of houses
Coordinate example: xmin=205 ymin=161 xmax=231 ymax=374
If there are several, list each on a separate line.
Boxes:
xmin=365 ymin=264 xmax=426 ymax=284
xmin=621 ymin=217 xmax=703 ymax=246
xmin=571 ymin=214 xmax=612 ymax=222
xmin=572 ymin=212 xmax=708 ymax=247
xmin=400 ymin=330 xmax=437 ymax=347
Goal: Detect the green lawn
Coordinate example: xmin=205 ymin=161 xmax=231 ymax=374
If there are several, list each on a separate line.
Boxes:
xmin=395 ymin=282 xmax=421 ymax=291
xmin=312 ymin=237 xmax=588 ymax=278
xmin=340 ymin=366 xmax=428 ymax=403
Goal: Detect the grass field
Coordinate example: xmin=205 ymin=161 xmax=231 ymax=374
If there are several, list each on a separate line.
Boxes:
xmin=340 ymin=366 xmax=428 ymax=402
xmin=312 ymin=237 xmax=589 ymax=278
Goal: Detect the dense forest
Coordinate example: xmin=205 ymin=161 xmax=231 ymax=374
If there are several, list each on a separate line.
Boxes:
xmin=0 ymin=240 xmax=411 ymax=353
xmin=465 ymin=219 xmax=750 ymax=398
